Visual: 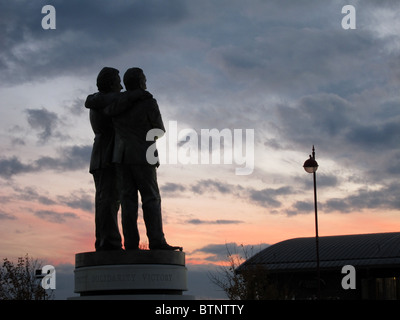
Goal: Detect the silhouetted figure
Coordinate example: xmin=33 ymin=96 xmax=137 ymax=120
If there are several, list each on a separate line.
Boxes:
xmin=86 ymin=67 xmax=181 ymax=251
xmin=88 ymin=67 xmax=123 ymax=251
xmin=86 ymin=67 xmax=150 ymax=251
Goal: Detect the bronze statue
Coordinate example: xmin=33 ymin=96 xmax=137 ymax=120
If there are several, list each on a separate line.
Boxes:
xmin=85 ymin=67 xmax=181 ymax=251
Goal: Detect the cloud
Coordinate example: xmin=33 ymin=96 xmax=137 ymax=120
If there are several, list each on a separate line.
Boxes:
xmin=12 ymin=185 xmax=57 ymax=206
xmin=207 ymin=19 xmax=381 ymax=98
xmin=65 ymin=98 xmax=86 ymax=116
xmin=248 ymin=186 xmax=294 ymax=208
xmin=0 ymin=210 xmax=17 ymax=221
xmin=0 ymin=157 xmax=34 ymax=178
xmin=189 ymin=179 xmax=297 ymax=210
xmin=57 ymin=190 xmax=94 ymax=212
xmin=10 ymin=137 xmax=26 ymax=146
xmin=285 ymin=201 xmax=314 ymax=217
xmin=177 ymin=175 xmax=400 ymax=216
xmin=186 ymin=219 xmax=243 ymax=225
xmin=0 ymin=145 xmax=91 ymax=178
xmin=323 ymin=182 xmax=400 ymax=213
xmin=346 ymin=120 xmax=400 ymax=152
xmin=285 ymin=181 xmax=400 ymax=215
xmin=25 ymin=108 xmax=59 ymax=143
xmin=192 ymin=242 xmax=269 ymax=262
xmin=0 ymin=0 xmax=189 ymax=85
xmin=295 ymin=173 xmax=340 ymax=191
xmin=276 ymin=93 xmax=354 ymax=149
xmin=53 ymin=145 xmax=91 ymax=171
xmin=160 ymin=182 xmax=186 ymax=196
xmin=8 ymin=183 xmax=93 ymax=214
xmin=191 ymin=179 xmax=240 ymax=195
xmin=275 ymin=91 xmax=400 ymax=186
xmin=34 ymin=210 xmax=79 ymax=224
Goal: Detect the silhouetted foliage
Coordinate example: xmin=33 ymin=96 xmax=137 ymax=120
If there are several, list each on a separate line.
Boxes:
xmin=0 ymin=254 xmax=54 ymax=300
xmin=209 ymin=244 xmax=290 ymax=300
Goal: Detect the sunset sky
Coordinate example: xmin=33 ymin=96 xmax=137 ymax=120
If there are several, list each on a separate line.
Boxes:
xmin=1 ymin=0 xmax=400 ymax=299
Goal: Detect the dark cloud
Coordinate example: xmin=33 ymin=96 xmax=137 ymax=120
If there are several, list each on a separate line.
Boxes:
xmin=10 ymin=137 xmax=26 ymax=146
xmin=192 ymin=242 xmax=269 ymax=262
xmin=160 ymin=182 xmax=186 ymax=195
xmin=186 ymin=219 xmax=243 ymax=225
xmin=0 ymin=145 xmax=91 ymax=178
xmin=8 ymin=183 xmax=93 ymax=213
xmin=164 ymin=178 xmax=298 ymax=211
xmin=0 ymin=0 xmax=188 ymax=85
xmin=191 ymin=179 xmax=239 ymax=195
xmin=36 ymin=144 xmax=90 ymax=172
xmin=207 ymin=23 xmax=381 ymax=99
xmin=25 ymin=108 xmax=59 ymax=143
xmin=182 ymin=175 xmax=400 ymax=216
xmin=57 ymin=191 xmax=94 ymax=212
xmin=346 ymin=120 xmax=400 ymax=151
xmin=296 ymin=173 xmax=340 ymax=191
xmin=0 ymin=157 xmax=34 ymax=178
xmin=316 ymin=174 xmax=339 ymax=188
xmin=34 ymin=210 xmax=79 ymax=224
xmin=285 ymin=182 xmax=400 ymax=215
xmin=276 ymin=93 xmax=354 ymax=148
xmin=0 ymin=210 xmax=17 ymax=221
xmin=12 ymin=186 xmax=56 ymax=206
xmin=189 ymin=179 xmax=296 ymax=209
xmin=290 ymin=201 xmax=314 ymax=214
xmin=323 ymin=182 xmax=400 ymax=213
xmin=248 ymin=186 xmax=293 ymax=208
xmin=56 ymin=145 xmax=92 ymax=170
xmin=65 ymin=98 xmax=86 ymax=116
xmin=276 ymin=91 xmax=400 ymax=186
xmin=285 ymin=200 xmax=315 ymax=216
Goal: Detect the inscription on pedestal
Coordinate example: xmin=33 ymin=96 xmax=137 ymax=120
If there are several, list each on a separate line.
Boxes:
xmin=143 ymin=273 xmax=172 ymax=282
xmin=74 ymin=264 xmax=187 ymax=293
xmin=92 ymin=272 xmax=137 ymax=283
xmin=89 ymin=272 xmax=175 ymax=283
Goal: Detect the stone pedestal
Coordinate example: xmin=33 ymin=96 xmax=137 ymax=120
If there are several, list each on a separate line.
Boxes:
xmin=69 ymin=250 xmax=194 ymax=300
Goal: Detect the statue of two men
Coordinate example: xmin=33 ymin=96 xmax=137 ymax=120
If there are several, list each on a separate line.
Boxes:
xmin=85 ymin=67 xmax=181 ymax=252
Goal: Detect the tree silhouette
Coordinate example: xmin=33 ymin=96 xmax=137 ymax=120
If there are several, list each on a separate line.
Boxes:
xmin=0 ymin=254 xmax=54 ymax=300
xmin=209 ymin=244 xmax=290 ymax=300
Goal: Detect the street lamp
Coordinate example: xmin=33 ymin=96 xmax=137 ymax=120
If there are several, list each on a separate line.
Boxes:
xmin=303 ymin=145 xmax=320 ymax=299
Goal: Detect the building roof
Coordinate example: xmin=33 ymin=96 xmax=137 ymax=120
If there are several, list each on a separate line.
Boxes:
xmin=238 ymin=232 xmax=400 ymax=272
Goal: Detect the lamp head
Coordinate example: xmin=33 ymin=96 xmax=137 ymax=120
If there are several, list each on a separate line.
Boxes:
xmin=303 ymin=155 xmax=318 ymax=173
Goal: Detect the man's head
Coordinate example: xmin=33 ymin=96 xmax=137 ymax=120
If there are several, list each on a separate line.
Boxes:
xmin=96 ymin=67 xmax=123 ymax=93
xmin=123 ymin=68 xmax=147 ymax=91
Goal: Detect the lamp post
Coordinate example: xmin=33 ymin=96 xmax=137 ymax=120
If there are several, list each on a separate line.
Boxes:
xmin=303 ymin=145 xmax=320 ymax=299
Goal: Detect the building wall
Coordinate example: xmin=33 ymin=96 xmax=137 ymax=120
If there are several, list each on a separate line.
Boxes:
xmin=267 ymin=267 xmax=400 ymax=300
